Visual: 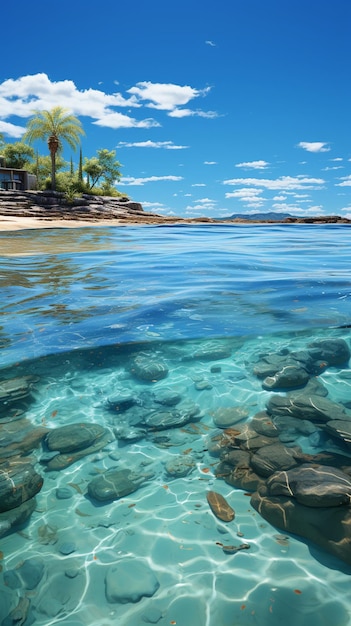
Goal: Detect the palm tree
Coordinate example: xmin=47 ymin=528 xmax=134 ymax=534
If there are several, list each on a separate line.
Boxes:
xmin=23 ymin=107 xmax=84 ymax=190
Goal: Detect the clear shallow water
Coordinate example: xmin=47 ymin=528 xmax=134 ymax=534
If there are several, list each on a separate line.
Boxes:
xmin=0 ymin=224 xmax=351 ymax=626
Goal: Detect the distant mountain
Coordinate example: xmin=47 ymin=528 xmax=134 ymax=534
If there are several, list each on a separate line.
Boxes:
xmin=219 ymin=211 xmax=294 ymax=221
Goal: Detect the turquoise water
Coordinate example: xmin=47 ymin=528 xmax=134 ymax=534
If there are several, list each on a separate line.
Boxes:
xmin=0 ymin=224 xmax=351 ymax=626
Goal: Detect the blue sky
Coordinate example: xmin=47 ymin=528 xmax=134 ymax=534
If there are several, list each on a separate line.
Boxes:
xmin=1 ymin=0 xmax=351 ymax=217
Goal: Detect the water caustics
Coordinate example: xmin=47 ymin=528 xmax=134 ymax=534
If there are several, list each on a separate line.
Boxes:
xmin=0 ymin=224 xmax=351 ymax=626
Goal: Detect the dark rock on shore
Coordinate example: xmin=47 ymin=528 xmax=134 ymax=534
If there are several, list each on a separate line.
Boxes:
xmin=1 ymin=189 xmax=351 ymax=224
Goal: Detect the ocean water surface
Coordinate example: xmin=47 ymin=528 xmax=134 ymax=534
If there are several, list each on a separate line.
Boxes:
xmin=0 ymin=224 xmax=351 ymax=626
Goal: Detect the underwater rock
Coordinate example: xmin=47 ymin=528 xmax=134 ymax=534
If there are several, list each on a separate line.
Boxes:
xmin=273 ymin=415 xmax=318 ymax=437
xmin=211 ymin=406 xmax=249 ymax=428
xmin=141 ymin=607 xmax=163 ymax=623
xmin=182 ymin=342 xmax=231 ymax=361
xmin=267 ymin=392 xmax=348 ymax=423
xmin=0 ymin=461 xmax=43 ymax=512
xmin=325 ymin=419 xmax=351 ymax=448
xmin=130 ymin=354 xmax=169 ymax=382
xmin=44 ymin=430 xmax=113 ymax=470
xmin=262 ymin=365 xmax=310 ymax=390
xmin=220 ymin=464 xmax=264 ymax=492
xmin=206 ymin=427 xmax=246 ymax=456
xmin=307 ymin=337 xmax=350 ymax=366
xmin=153 ymin=388 xmax=182 ymax=406
xmin=87 ymin=467 xmax=151 ymax=502
xmin=265 ymin=463 xmax=351 ymax=507
xmin=195 ymin=379 xmax=213 ymax=390
xmin=206 ymin=490 xmax=235 ymax=522
xmin=58 ymin=542 xmax=76 ymax=555
xmin=250 ymin=412 xmax=280 ymax=437
xmin=253 ymin=346 xmax=333 ymax=380
xmin=250 ymin=443 xmax=302 ymax=477
xmin=0 ymin=497 xmax=36 ymax=537
xmin=235 ymin=428 xmax=279 ymax=452
xmin=107 ymin=394 xmax=137 ymax=413
xmin=299 ymin=376 xmax=329 ymax=397
xmin=56 ymin=487 xmax=74 ymax=499
xmin=105 ymin=559 xmax=160 ymax=603
xmin=40 ymin=422 xmax=114 ymax=470
xmin=219 ymin=449 xmax=251 ymax=468
xmin=45 ymin=422 xmax=108 ymax=453
xmin=0 ymin=419 xmax=48 ymax=459
xmin=2 ymin=595 xmax=33 ymax=626
xmin=251 ymin=486 xmax=351 ymax=565
xmin=0 ymin=375 xmax=39 ymax=408
xmin=143 ymin=400 xmax=201 ymax=430
xmin=4 ymin=557 xmax=45 ymax=590
xmin=113 ymin=425 xmax=146 ymax=442
xmin=165 ymin=454 xmax=196 ymax=477
xmin=221 ymin=543 xmax=250 ymax=554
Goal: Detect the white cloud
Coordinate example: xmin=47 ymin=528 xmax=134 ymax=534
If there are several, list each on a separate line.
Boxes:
xmin=272 ymin=203 xmax=323 ymax=215
xmin=168 ymin=108 xmax=218 ymax=119
xmin=204 ymin=161 xmax=217 ymax=165
xmin=225 ymin=188 xmax=265 ymax=207
xmin=273 ymin=195 xmax=287 ymax=201
xmin=93 ymin=113 xmax=159 ymax=129
xmin=225 ymin=188 xmax=264 ymax=201
xmin=0 ymin=120 xmax=25 ymax=138
xmin=117 ymin=140 xmax=188 ymax=149
xmin=330 ymin=157 xmax=343 ymax=162
xmin=235 ymin=160 xmax=270 ymax=169
xmin=205 ymin=40 xmax=216 ymax=46
xmin=192 ymin=183 xmax=206 ymax=187
xmin=140 ymin=201 xmax=165 ymax=209
xmin=223 ymin=175 xmax=325 ymax=190
xmin=185 ymin=197 xmax=217 ymax=213
xmin=127 ymin=81 xmax=210 ymax=111
xmin=297 ymin=141 xmax=330 ymax=153
xmin=119 ymin=175 xmax=184 ymax=186
xmin=336 ymin=175 xmax=351 ymax=187
xmin=0 ymin=73 xmax=216 ymax=134
xmin=322 ymin=166 xmax=343 ymax=171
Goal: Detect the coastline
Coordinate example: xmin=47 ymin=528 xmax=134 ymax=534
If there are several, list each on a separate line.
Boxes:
xmin=0 ymin=190 xmax=350 ymax=231
xmin=1 ymin=214 xmax=351 ymax=232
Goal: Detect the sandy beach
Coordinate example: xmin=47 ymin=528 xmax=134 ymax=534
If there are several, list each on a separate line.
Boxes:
xmin=0 ymin=216 xmax=143 ymax=231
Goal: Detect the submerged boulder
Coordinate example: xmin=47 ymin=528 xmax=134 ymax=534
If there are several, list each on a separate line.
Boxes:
xmin=251 ymin=487 xmax=351 ymax=566
xmin=105 ymin=559 xmax=159 ymax=603
xmin=307 ymin=337 xmax=350 ymax=366
xmin=0 ymin=462 xmax=43 ymax=512
xmin=130 ymin=354 xmax=168 ymax=382
xmin=0 ymin=497 xmax=37 ymax=537
xmin=45 ymin=422 xmax=107 ymax=453
xmin=266 ymin=463 xmax=351 ymax=507
xmin=262 ymin=365 xmax=309 ymax=391
xmin=267 ymin=393 xmax=348 ymax=423
xmin=165 ymin=454 xmax=196 ymax=477
xmin=87 ymin=467 xmax=153 ymax=502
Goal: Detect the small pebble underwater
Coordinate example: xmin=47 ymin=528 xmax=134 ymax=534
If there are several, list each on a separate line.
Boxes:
xmin=0 ymin=223 xmax=351 ymax=626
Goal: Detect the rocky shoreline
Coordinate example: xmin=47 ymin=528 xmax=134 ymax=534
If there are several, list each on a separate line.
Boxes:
xmin=0 ymin=189 xmax=350 ymax=225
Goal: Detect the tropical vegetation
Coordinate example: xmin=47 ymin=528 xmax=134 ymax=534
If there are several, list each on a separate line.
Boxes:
xmin=0 ymin=107 xmax=125 ymax=199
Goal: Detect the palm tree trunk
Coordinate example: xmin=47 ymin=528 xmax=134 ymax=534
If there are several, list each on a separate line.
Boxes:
xmin=48 ymin=135 xmax=59 ymax=191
